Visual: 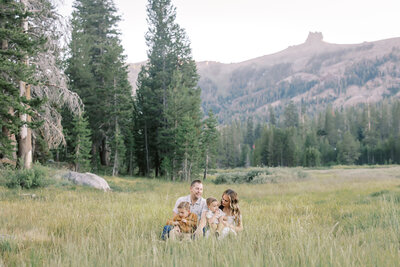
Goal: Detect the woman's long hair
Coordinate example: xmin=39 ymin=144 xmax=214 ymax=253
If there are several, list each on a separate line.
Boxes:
xmin=220 ymin=189 xmax=241 ymax=225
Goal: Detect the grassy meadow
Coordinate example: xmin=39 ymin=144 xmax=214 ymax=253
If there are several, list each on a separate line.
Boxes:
xmin=0 ymin=166 xmax=400 ymax=266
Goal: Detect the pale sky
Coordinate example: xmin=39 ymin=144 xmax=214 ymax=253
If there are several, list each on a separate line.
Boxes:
xmin=57 ymin=0 xmax=400 ymax=64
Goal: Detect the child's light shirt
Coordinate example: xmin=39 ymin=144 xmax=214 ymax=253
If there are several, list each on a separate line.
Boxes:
xmin=206 ymin=209 xmax=223 ymax=224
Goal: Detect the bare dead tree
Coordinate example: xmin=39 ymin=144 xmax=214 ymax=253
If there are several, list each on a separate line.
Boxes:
xmin=27 ymin=0 xmax=83 ymax=151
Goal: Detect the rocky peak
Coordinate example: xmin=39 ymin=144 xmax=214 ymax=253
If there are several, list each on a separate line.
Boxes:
xmin=305 ymin=31 xmax=324 ymax=44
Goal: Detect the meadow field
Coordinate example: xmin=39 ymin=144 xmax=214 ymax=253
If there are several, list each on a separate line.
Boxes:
xmin=0 ymin=166 xmax=400 ymax=266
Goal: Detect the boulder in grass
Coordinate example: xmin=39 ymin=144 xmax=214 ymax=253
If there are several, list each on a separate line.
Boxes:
xmin=62 ymin=171 xmax=111 ymax=192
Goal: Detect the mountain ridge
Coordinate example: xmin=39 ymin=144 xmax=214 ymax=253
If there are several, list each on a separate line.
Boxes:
xmin=128 ymin=32 xmax=400 ymax=123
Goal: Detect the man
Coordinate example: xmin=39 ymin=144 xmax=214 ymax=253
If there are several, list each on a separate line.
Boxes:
xmin=161 ymin=180 xmax=208 ymax=240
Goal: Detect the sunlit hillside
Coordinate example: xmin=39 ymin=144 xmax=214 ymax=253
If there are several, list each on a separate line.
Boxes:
xmin=130 ymin=33 xmax=400 ymax=123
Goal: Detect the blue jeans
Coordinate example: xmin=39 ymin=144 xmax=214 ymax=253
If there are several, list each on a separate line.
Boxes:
xmin=161 ymin=225 xmax=206 ymax=240
xmin=161 ymin=225 xmax=173 ymax=240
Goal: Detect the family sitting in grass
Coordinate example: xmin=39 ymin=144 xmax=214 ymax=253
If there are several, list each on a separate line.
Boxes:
xmin=162 ymin=179 xmax=243 ymax=241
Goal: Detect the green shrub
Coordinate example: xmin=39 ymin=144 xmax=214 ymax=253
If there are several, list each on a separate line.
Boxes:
xmin=370 ymin=190 xmax=390 ymax=197
xmin=297 ymin=170 xmax=308 ymax=179
xmin=213 ymin=169 xmax=272 ymax=184
xmin=213 ymin=172 xmax=240 ymax=184
xmin=5 ymin=165 xmax=48 ymax=189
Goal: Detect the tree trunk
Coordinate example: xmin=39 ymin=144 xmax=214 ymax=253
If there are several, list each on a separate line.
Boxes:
xmin=129 ymin=149 xmax=133 ymax=176
xmin=172 ymin=158 xmax=176 ymax=181
xmin=75 ymin=135 xmax=80 ymax=171
xmin=112 ymin=78 xmax=118 ymax=177
xmin=18 ymin=83 xmax=32 ymax=169
xmin=155 ymin=151 xmax=159 ymax=177
xmin=183 ymin=151 xmax=188 ymax=181
xmin=91 ymin=142 xmax=97 ymax=165
xmin=100 ymin=137 xmax=109 ymax=166
xmin=18 ymin=0 xmax=32 ymax=169
xmin=367 ymin=102 xmax=371 ymax=131
xmin=112 ymin=149 xmax=118 ymax=176
xmin=188 ymin=161 xmax=192 ymax=182
xmin=172 ymin=119 xmax=178 ymax=181
xmin=203 ymin=152 xmax=209 ymax=180
xmin=112 ymin=123 xmax=119 ymax=176
xmin=144 ymin=120 xmax=150 ymax=176
xmin=162 ymin=54 xmax=166 ymax=111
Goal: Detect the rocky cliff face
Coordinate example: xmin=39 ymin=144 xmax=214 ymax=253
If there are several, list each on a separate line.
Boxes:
xmin=129 ymin=33 xmax=400 ymax=123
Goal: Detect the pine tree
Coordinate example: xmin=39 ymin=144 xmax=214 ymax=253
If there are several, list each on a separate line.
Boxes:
xmin=283 ymin=129 xmax=297 ymax=166
xmin=252 ymin=129 xmax=265 ymax=166
xmin=106 ymin=40 xmax=133 ymax=176
xmin=0 ymin=0 xmax=45 ymax=168
xmin=200 ymin=110 xmax=218 ymax=180
xmin=303 ymin=131 xmax=320 ymax=166
xmin=110 ymin=122 xmax=126 ymax=176
xmin=245 ymin=116 xmax=254 ymax=146
xmin=66 ymin=0 xmax=132 ymax=171
xmin=158 ymin=71 xmax=186 ymax=180
xmin=124 ymin=126 xmax=135 ymax=176
xmin=239 ymin=144 xmax=250 ymax=167
xmin=134 ymin=0 xmax=180 ymax=176
xmin=271 ymin=128 xmax=285 ymax=166
xmin=161 ymin=68 xmax=201 ymax=180
xmin=217 ymin=123 xmax=241 ymax=168
xmin=266 ymin=126 xmax=275 ymax=166
xmin=254 ymin=123 xmax=262 ymax=141
xmin=133 ymin=68 xmax=158 ymax=175
xmin=303 ymin=147 xmax=321 ymax=167
xmin=134 ymin=0 xmax=201 ymax=178
xmin=324 ymin=105 xmax=338 ymax=146
xmin=283 ymin=101 xmax=299 ymax=128
xmin=337 ymin=131 xmax=361 ymax=165
xmin=268 ymin=105 xmax=276 ymax=125
xmin=70 ymin=112 xmax=92 ymax=172
xmin=177 ymin=115 xmax=200 ymax=181
xmin=391 ymin=101 xmax=400 ymax=163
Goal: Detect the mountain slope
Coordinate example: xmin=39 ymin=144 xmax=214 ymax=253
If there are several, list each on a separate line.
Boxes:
xmin=129 ymin=32 xmax=400 ymax=123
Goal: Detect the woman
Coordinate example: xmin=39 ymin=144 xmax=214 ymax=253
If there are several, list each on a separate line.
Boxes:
xmin=219 ymin=189 xmax=243 ymax=238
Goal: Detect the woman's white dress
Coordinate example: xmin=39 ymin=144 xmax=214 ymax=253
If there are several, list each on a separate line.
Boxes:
xmin=219 ymin=212 xmax=241 ymax=239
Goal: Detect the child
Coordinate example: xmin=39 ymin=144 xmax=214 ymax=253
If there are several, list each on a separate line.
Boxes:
xmin=166 ymin=201 xmax=198 ymax=241
xmin=205 ymin=197 xmax=225 ymax=236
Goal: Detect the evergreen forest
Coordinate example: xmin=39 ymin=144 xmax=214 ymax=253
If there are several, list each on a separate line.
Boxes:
xmin=218 ymin=101 xmax=400 ymax=168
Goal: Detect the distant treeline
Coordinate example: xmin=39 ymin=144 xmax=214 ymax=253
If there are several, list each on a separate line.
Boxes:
xmin=217 ymin=100 xmax=400 ymax=168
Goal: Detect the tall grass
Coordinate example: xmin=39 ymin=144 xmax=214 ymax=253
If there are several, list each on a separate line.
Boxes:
xmin=0 ymin=166 xmax=399 ymax=266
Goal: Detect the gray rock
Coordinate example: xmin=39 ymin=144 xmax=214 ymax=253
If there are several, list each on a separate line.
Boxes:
xmin=62 ymin=171 xmax=111 ymax=192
